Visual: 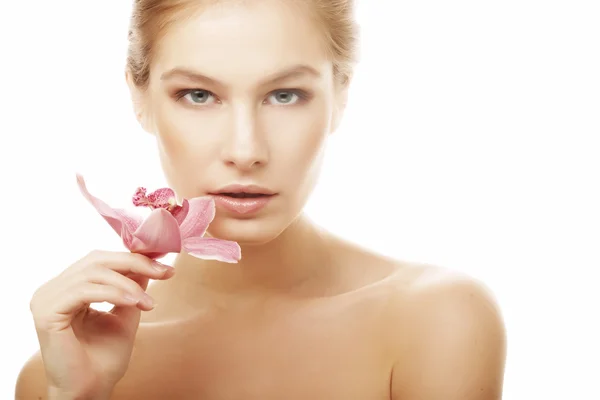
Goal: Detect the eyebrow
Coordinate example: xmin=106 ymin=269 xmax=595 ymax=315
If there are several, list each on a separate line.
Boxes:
xmin=160 ymin=64 xmax=322 ymax=88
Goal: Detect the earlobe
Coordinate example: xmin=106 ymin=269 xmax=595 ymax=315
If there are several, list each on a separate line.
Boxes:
xmin=125 ymin=70 xmax=154 ymax=134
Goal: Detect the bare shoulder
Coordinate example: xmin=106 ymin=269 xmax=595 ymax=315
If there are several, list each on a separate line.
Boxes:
xmin=334 ymin=235 xmax=507 ymax=398
xmin=388 ymin=262 xmax=506 ymax=347
xmin=382 ymin=262 xmax=507 ymax=399
xmin=350 ymin=244 xmax=504 ymax=327
xmin=15 ymin=350 xmax=48 ymax=399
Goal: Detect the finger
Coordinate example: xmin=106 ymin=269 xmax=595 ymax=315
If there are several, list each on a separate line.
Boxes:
xmin=33 ymin=282 xmax=148 ymax=332
xmin=63 ymin=250 xmax=174 ymax=280
xmin=111 ymin=274 xmax=151 ymax=329
xmin=66 ymin=266 xmax=156 ymax=308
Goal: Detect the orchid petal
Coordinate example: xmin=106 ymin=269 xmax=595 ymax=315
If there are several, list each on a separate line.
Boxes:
xmin=130 ymin=208 xmax=182 ymax=255
xmin=172 ymin=199 xmax=190 ymax=225
xmin=179 ymin=197 xmax=216 ymax=239
xmin=182 ymin=237 xmax=241 ymax=263
xmin=76 ymin=174 xmax=143 ymax=244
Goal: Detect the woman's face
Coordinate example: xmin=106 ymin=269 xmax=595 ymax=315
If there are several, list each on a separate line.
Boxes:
xmin=128 ymin=1 xmax=347 ymax=245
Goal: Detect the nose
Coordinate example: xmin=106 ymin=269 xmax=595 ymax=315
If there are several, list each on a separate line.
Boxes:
xmin=220 ymin=107 xmax=269 ymax=171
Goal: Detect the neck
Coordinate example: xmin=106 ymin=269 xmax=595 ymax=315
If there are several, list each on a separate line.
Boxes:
xmin=170 ymin=214 xmax=336 ymax=297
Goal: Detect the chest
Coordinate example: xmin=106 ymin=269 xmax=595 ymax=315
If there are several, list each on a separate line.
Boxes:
xmin=121 ymin=297 xmax=393 ymax=399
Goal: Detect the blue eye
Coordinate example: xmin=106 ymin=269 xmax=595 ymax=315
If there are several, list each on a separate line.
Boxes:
xmin=175 ymin=88 xmax=310 ymax=107
xmin=182 ymin=89 xmax=216 ymax=105
xmin=267 ymin=90 xmax=301 ymax=105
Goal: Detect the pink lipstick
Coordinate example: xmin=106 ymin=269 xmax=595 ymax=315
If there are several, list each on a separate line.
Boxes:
xmin=209 ymin=184 xmax=277 ymax=215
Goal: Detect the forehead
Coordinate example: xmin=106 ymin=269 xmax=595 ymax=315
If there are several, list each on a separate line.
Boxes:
xmin=152 ymin=0 xmax=332 ymax=83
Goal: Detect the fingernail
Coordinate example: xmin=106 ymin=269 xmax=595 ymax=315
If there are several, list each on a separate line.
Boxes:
xmin=152 ymin=261 xmax=170 ymax=272
xmin=141 ymin=293 xmax=155 ymax=308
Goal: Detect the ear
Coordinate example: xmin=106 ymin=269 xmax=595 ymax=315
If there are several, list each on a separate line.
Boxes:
xmin=330 ymin=79 xmax=350 ymax=134
xmin=125 ymin=70 xmax=155 ymax=134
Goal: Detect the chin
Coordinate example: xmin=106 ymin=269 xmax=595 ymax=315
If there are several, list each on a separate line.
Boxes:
xmin=206 ymin=212 xmax=294 ymax=246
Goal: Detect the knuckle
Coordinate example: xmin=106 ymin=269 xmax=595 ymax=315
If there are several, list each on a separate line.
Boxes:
xmin=85 ymin=263 xmax=104 ymax=274
xmin=29 ymin=286 xmax=47 ymax=312
xmin=30 ymin=298 xmax=52 ymax=324
xmin=78 ymin=267 xmax=96 ymax=281
xmin=68 ymin=250 xmax=104 ymax=273
xmin=87 ymin=249 xmax=104 ymax=259
xmin=29 ymin=298 xmax=38 ymax=313
xmin=85 ymin=249 xmax=115 ymax=264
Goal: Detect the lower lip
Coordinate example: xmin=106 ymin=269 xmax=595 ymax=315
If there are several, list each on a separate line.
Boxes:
xmin=210 ymin=194 xmax=275 ymax=215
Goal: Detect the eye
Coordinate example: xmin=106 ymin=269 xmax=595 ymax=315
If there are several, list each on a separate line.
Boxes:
xmin=265 ymin=90 xmax=307 ymax=106
xmin=179 ymin=89 xmax=217 ymax=105
xmin=175 ymin=88 xmax=310 ymax=107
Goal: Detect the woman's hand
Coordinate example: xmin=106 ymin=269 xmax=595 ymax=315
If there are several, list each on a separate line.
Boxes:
xmin=29 ymin=250 xmax=174 ymax=398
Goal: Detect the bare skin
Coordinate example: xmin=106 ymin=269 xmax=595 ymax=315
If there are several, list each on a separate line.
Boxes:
xmin=17 ymin=217 xmax=505 ymax=399
xmin=16 ymin=1 xmax=506 ymax=399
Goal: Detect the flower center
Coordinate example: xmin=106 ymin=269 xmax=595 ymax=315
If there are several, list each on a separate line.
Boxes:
xmin=132 ymin=187 xmax=181 ymax=214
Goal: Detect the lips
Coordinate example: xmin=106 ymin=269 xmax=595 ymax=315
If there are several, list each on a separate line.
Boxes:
xmin=211 ymin=193 xmax=274 ymax=215
xmin=219 ymin=192 xmax=270 ymax=199
xmin=208 ymin=184 xmax=276 ymax=215
xmin=211 ymin=183 xmax=276 ymax=196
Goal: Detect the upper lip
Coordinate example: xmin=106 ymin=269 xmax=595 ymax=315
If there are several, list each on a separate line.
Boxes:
xmin=210 ymin=184 xmax=276 ymax=195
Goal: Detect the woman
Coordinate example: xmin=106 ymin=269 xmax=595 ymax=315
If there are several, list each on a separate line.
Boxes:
xmin=16 ymin=1 xmax=506 ymax=399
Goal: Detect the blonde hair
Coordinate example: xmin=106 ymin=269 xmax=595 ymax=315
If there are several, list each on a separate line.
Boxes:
xmin=126 ymin=0 xmax=360 ymax=89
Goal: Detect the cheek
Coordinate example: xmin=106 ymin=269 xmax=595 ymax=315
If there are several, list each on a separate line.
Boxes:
xmin=153 ymin=103 xmax=216 ymax=169
xmin=270 ymin=105 xmax=331 ymax=172
xmin=151 ymin=102 xmax=221 ymax=196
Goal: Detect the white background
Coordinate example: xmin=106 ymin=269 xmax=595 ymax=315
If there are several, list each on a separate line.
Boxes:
xmin=1 ymin=1 xmax=599 ymax=398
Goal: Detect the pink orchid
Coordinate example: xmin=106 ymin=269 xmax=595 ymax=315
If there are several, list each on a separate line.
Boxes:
xmin=76 ymin=174 xmax=241 ymax=262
